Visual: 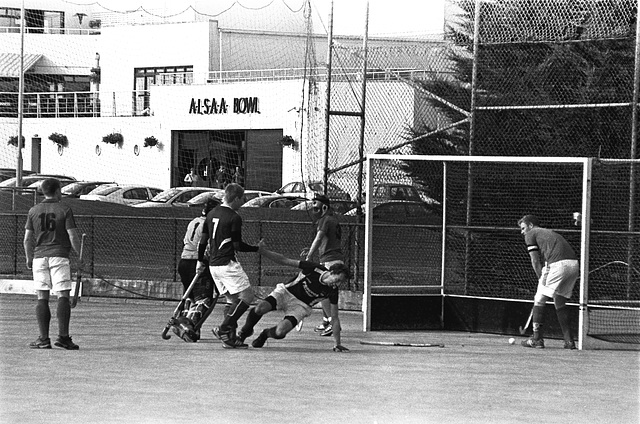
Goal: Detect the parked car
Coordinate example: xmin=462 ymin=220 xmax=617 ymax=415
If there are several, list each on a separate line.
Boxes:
xmin=291 ymin=199 xmax=357 ymax=215
xmin=132 ymin=187 xmax=219 ymax=208
xmin=370 ymin=183 xmax=423 ymax=204
xmin=61 ymin=181 xmax=116 ymax=198
xmin=0 ymin=174 xmax=76 ymax=192
xmin=185 ymin=190 xmax=225 ymax=209
xmin=79 ymin=184 xmax=162 ymax=205
xmin=346 ymin=200 xmax=442 ymax=225
xmin=241 ymin=194 xmax=308 ymax=209
xmin=0 ymin=168 xmax=35 ymax=182
xmin=242 ymin=190 xmax=272 ymax=202
xmin=274 ymin=181 xmax=351 ymax=201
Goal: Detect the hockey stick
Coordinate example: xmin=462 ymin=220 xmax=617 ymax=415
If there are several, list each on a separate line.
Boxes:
xmin=162 ymin=269 xmax=202 ymax=340
xmin=359 ymin=340 xmax=444 ymax=348
xmin=519 ymin=308 xmax=533 ymax=335
xmin=70 ymin=233 xmax=87 ymax=309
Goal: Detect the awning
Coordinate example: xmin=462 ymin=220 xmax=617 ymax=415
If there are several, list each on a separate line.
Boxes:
xmin=0 ymin=53 xmax=43 ymax=78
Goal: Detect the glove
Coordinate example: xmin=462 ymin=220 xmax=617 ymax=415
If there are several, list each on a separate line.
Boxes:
xmin=333 ymin=344 xmax=349 ymax=352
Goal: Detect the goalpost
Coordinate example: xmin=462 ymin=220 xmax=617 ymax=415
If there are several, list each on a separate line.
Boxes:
xmin=363 ymin=154 xmax=640 ymax=351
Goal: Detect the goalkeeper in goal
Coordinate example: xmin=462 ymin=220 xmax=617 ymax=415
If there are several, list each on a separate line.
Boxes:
xmin=235 ymin=240 xmax=350 ymax=352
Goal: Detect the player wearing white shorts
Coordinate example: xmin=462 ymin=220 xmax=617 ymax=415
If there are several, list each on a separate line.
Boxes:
xmin=300 ymin=194 xmax=344 ymax=336
xmin=237 ymin=241 xmax=350 ymax=352
xmin=24 ymin=178 xmax=83 ymax=350
xmin=196 ymin=183 xmax=260 ymax=349
xmin=518 ymin=214 xmax=579 ymax=349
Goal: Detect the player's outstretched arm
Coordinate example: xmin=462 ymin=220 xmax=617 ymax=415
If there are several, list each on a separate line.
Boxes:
xmin=330 ymin=304 xmax=348 ymax=352
xmin=258 ymin=243 xmax=299 ymax=268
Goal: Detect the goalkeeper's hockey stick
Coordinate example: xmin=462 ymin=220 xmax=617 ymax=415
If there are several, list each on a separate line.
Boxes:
xmin=360 ymin=340 xmax=444 ymax=348
xmin=70 ymin=233 xmax=86 ymax=308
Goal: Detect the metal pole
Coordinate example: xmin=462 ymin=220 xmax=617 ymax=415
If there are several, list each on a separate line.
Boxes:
xmin=16 ymin=0 xmax=26 ymax=185
xmin=353 ymin=1 xmax=369 ymax=291
xmin=464 ymin=0 xmax=482 ymax=293
xmin=627 ymin=0 xmax=640 ymax=293
xmin=322 ymin=0 xmax=334 ymax=195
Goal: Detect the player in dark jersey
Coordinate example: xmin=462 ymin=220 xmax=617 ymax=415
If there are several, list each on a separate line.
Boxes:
xmin=24 ymin=178 xmax=83 ymax=350
xmin=196 ymin=183 xmax=259 ymax=349
xmin=518 ymin=215 xmax=579 ymax=349
xmin=237 ymin=241 xmax=350 ymax=352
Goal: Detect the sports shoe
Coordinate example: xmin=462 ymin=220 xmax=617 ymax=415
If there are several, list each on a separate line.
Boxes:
xmin=216 ymin=328 xmax=247 ymax=349
xmin=521 ymin=337 xmax=545 ymax=349
xmin=251 ymin=329 xmax=269 ymax=348
xmin=564 ymin=340 xmax=576 ymax=350
xmin=319 ymin=325 xmax=333 ymax=337
xmin=237 ymin=328 xmax=254 ymax=343
xmin=314 ymin=319 xmax=330 ymax=333
xmin=54 ymin=336 xmax=79 ymax=350
xmin=29 ymin=337 xmax=51 ymax=349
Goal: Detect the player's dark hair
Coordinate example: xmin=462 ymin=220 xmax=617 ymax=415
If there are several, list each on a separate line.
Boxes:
xmin=202 ymin=199 xmax=217 ymax=216
xmin=40 ymin=178 xmax=61 ymax=196
xmin=518 ymin=214 xmax=540 ymax=227
xmin=329 ymin=263 xmax=350 ymax=280
xmin=224 ymin=183 xmax=244 ymax=202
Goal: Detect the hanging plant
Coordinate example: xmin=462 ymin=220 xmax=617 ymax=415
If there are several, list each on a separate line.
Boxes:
xmin=48 ymin=132 xmax=69 ymax=148
xmin=102 ymin=132 xmax=124 ymax=148
xmin=143 ymin=136 xmax=158 ymax=147
xmin=7 ymin=135 xmax=25 ymax=147
xmin=279 ymin=135 xmax=297 ymax=149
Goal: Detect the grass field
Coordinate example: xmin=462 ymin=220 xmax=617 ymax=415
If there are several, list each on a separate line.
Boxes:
xmin=1 ymin=294 xmax=638 ymax=424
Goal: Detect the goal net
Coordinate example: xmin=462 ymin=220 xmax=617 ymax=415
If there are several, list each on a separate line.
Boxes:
xmin=363 ymin=154 xmax=640 ymax=350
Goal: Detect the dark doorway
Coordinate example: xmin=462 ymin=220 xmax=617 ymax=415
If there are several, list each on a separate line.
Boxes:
xmin=31 ymin=137 xmax=41 ymax=173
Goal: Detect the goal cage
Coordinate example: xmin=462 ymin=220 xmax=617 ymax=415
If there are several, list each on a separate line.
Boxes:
xmin=362 ymin=154 xmax=640 ymax=351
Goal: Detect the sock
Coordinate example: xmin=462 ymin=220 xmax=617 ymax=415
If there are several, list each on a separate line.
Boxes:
xmin=57 ymin=297 xmax=71 ymax=337
xmin=556 ymin=306 xmax=573 ymax=342
xmin=532 ymin=305 xmax=545 ymax=340
xmin=36 ymin=299 xmax=51 ymax=339
xmin=240 ymin=308 xmax=262 ymax=336
xmin=267 ymin=326 xmax=278 ymax=339
xmin=220 ymin=299 xmax=249 ymax=332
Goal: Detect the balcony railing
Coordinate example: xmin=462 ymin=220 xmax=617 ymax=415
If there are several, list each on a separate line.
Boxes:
xmin=0 ymin=90 xmax=155 ymax=119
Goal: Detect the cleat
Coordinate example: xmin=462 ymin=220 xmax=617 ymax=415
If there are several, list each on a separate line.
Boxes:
xmin=521 ymin=337 xmax=545 ymax=349
xmin=320 ymin=325 xmax=333 ymax=337
xmin=564 ymin=341 xmax=576 ymax=350
xmin=54 ymin=336 xmax=79 ymax=350
xmin=314 ymin=319 xmax=330 ymax=333
xmin=217 ymin=328 xmax=247 ymax=349
xmin=222 ymin=338 xmax=248 ymax=349
xmin=237 ymin=328 xmax=254 ymax=344
xmin=29 ymin=337 xmax=51 ymax=349
xmin=251 ymin=329 xmax=269 ymax=348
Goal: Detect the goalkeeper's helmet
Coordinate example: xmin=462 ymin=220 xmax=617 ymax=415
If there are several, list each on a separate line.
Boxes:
xmin=202 ymin=199 xmax=218 ymax=216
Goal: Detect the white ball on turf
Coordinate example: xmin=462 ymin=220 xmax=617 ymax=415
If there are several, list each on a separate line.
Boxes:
xmin=508 ymin=337 xmax=516 ymax=345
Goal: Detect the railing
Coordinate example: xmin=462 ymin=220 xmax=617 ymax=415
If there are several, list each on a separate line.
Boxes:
xmin=0 ymin=26 xmax=100 ymax=35
xmin=0 ymin=90 xmax=152 ymax=118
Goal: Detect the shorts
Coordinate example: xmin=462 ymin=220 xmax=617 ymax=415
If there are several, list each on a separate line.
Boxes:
xmin=209 ymin=260 xmax=251 ymax=296
xmin=32 ymin=257 xmax=72 ymax=292
xmin=537 ymin=259 xmax=580 ymax=299
xmin=270 ymin=284 xmax=313 ymax=324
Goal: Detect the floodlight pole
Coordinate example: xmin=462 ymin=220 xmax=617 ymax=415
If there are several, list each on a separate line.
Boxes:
xmin=628 ymin=0 xmax=640 ymax=292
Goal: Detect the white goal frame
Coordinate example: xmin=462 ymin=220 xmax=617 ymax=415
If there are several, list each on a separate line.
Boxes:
xmin=362 ymin=154 xmax=594 ymax=350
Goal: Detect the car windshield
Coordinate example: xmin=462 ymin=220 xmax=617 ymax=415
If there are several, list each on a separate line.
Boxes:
xmin=61 ymin=182 xmax=83 ymax=194
xmin=187 ymin=191 xmax=221 ymax=205
xmin=91 ymin=186 xmax=120 ymax=196
xmin=151 ymin=188 xmax=181 ymax=202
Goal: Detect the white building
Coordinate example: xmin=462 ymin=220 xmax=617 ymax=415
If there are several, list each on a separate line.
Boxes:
xmin=0 ymin=0 xmax=448 ymax=193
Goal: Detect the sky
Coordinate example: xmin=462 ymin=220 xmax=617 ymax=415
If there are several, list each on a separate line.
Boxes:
xmin=59 ymin=0 xmax=446 ymax=37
